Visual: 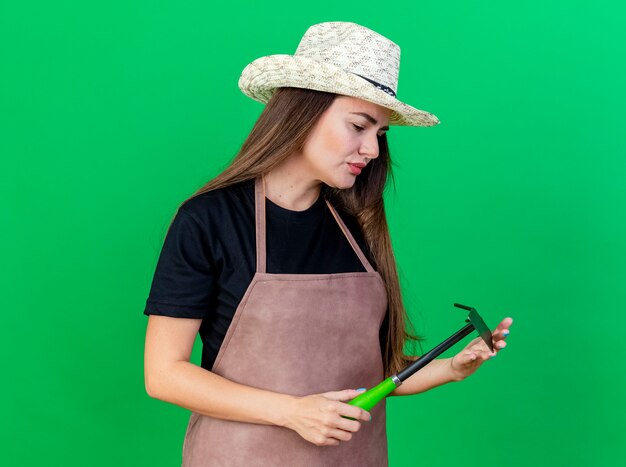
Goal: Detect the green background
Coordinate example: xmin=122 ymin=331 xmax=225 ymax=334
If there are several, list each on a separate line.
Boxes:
xmin=2 ymin=1 xmax=624 ymax=465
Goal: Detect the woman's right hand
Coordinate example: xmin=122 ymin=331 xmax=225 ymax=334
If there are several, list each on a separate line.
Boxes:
xmin=281 ymin=388 xmax=372 ymax=447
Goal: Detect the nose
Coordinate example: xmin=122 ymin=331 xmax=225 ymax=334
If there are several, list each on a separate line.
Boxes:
xmin=359 ymin=132 xmax=380 ymax=160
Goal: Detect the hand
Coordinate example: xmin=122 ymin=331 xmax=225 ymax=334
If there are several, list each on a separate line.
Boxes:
xmin=282 ymin=389 xmax=372 ymax=447
xmin=449 ymin=317 xmax=513 ymax=381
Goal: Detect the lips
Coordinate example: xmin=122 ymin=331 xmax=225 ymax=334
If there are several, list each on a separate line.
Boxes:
xmin=347 ymin=163 xmax=363 ymax=175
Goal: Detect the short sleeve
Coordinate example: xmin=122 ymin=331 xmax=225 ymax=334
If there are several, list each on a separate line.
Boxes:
xmin=144 ymin=208 xmax=217 ymax=319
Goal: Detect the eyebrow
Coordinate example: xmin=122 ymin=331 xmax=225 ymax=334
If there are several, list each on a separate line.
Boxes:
xmin=349 ymin=112 xmax=390 ymax=132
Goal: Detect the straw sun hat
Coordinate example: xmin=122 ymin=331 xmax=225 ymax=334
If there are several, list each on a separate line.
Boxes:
xmin=238 ymin=21 xmax=440 ymax=127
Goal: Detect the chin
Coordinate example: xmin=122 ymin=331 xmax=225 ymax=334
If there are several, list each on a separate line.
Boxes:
xmin=326 ymin=176 xmax=357 ymax=190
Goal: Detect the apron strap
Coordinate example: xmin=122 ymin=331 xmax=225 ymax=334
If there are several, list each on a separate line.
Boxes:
xmin=324 ymin=200 xmax=375 ymax=273
xmin=254 ymin=175 xmax=375 ymax=273
xmin=255 ymin=175 xmax=267 ymax=273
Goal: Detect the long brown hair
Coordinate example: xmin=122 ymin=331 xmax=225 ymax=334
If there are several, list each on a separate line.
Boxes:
xmin=173 ymin=87 xmax=420 ymax=377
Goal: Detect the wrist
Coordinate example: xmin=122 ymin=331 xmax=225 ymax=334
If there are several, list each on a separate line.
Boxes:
xmin=271 ymin=393 xmax=299 ymax=428
xmin=446 ymin=357 xmax=465 ymax=382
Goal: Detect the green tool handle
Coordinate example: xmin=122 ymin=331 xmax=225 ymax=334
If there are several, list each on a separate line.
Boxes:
xmin=345 ymin=323 xmax=477 ymax=417
xmin=345 ymin=305 xmax=492 ymax=418
xmin=345 ymin=377 xmax=399 ymax=416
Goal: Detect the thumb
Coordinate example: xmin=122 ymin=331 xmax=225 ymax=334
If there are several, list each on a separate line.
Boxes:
xmin=320 ymin=388 xmax=367 ymax=401
xmin=454 ymin=351 xmax=478 ymax=367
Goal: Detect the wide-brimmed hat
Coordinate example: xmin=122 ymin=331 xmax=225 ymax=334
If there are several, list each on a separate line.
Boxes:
xmin=238 ymin=21 xmax=440 ymax=127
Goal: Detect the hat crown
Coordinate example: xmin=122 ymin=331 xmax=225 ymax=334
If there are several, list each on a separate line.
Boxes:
xmin=294 ymin=22 xmax=401 ymax=95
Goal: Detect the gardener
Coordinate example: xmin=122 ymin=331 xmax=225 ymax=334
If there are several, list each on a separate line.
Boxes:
xmin=143 ymin=21 xmax=512 ymax=466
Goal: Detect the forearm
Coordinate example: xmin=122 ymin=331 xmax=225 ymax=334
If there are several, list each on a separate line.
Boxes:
xmin=146 ymin=360 xmax=294 ymax=427
xmin=389 ymin=358 xmax=459 ymax=396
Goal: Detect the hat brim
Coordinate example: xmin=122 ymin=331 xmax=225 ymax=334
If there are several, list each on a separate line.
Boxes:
xmin=238 ymin=55 xmax=440 ymax=127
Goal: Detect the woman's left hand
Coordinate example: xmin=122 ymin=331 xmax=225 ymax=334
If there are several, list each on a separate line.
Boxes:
xmin=448 ymin=317 xmax=513 ymax=382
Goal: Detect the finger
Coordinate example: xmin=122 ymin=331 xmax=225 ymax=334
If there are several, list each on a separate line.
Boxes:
xmin=467 ymin=338 xmax=494 ymax=354
xmin=334 ymin=416 xmax=363 ymax=433
xmin=494 ymin=339 xmax=507 ymax=350
xmin=474 ymin=344 xmax=502 ymax=359
xmin=467 ymin=345 xmax=495 ymax=360
xmin=338 ymin=403 xmax=371 ymax=422
xmin=492 ymin=317 xmax=513 ymax=340
xmin=474 ymin=338 xmax=502 ymax=354
xmin=324 ymin=427 xmax=354 ymax=443
xmin=492 ymin=329 xmax=511 ymax=341
xmin=455 ymin=350 xmax=479 ymax=366
xmin=493 ymin=317 xmax=513 ymax=334
xmin=322 ymin=389 xmax=364 ymax=402
xmin=315 ymin=436 xmax=340 ymax=447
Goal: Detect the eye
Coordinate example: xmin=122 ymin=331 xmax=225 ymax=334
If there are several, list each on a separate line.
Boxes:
xmin=351 ymin=124 xmax=365 ymax=132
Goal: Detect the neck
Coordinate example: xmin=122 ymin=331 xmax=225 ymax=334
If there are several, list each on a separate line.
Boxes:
xmin=263 ymin=157 xmax=322 ymax=212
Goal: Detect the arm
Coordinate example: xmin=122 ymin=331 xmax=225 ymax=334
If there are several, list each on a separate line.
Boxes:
xmin=389 ymin=317 xmax=513 ymax=396
xmin=389 ymin=358 xmax=458 ymax=396
xmin=143 ymin=315 xmax=371 ymax=446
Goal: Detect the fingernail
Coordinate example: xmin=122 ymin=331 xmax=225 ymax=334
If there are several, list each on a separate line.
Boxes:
xmin=356 ymin=388 xmax=366 ymax=392
xmin=490 ymin=353 xmax=497 ymax=359
xmin=369 ymin=414 xmax=372 ymax=421
xmin=503 ymin=331 xmax=509 ymax=337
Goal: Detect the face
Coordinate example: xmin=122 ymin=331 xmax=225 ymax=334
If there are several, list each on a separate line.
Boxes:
xmin=298 ymin=95 xmax=392 ymax=189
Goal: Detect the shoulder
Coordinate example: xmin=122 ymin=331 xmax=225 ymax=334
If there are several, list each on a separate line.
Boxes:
xmin=178 ymin=179 xmax=255 ymax=226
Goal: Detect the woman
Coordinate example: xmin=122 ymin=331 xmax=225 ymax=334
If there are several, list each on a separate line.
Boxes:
xmin=143 ymin=21 xmax=512 ymax=466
